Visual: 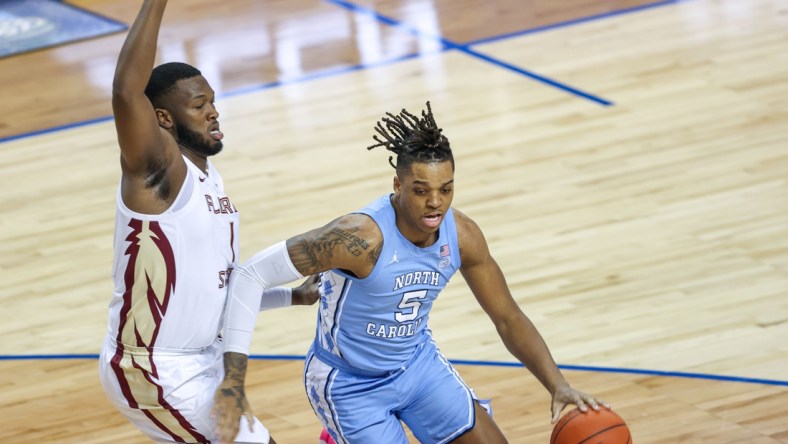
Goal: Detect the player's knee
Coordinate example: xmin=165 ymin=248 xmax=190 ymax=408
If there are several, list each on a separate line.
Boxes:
xmin=451 ymin=402 xmax=507 ymax=444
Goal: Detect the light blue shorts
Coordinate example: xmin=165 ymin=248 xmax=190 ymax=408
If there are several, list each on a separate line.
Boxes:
xmin=304 ymin=339 xmax=490 ymax=444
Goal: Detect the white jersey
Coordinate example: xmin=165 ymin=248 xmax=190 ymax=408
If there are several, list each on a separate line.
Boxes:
xmin=106 ymin=157 xmax=239 ymax=351
xmin=100 ymin=158 xmax=264 ymax=443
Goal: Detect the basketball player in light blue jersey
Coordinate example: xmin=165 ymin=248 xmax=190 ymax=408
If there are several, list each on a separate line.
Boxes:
xmin=213 ymin=102 xmax=608 ymax=444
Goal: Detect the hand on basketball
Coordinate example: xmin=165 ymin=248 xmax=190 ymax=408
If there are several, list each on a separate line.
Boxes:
xmin=292 ymin=274 xmax=321 ymax=305
xmin=212 ymin=380 xmax=255 ymax=444
xmin=550 ymin=384 xmax=609 ymax=423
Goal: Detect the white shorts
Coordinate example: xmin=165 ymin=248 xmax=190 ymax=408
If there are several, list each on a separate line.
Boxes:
xmin=99 ymin=337 xmax=269 ymax=443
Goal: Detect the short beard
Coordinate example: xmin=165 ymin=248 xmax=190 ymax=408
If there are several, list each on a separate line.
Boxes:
xmin=174 ymin=123 xmax=223 ymax=157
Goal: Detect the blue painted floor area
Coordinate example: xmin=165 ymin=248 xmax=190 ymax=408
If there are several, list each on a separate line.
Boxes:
xmin=0 ymin=0 xmax=126 ymax=58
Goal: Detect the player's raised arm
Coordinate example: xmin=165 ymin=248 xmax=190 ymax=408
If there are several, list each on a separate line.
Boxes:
xmin=112 ymin=0 xmax=176 ymax=178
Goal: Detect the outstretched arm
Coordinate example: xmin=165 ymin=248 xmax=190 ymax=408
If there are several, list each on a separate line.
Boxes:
xmin=222 ymin=214 xmax=380 ymax=354
xmin=213 ymin=214 xmax=381 ymax=442
xmin=455 ymin=210 xmax=607 ymax=423
xmin=259 ymin=275 xmax=321 ymax=311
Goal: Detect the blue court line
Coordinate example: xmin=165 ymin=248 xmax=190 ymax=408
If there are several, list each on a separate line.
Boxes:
xmin=0 ymin=115 xmax=114 ymax=144
xmin=456 ymin=48 xmax=612 ymax=106
xmin=1 ymin=353 xmax=786 ymax=387
xmin=321 ymin=0 xmax=454 ymax=47
xmin=323 ymin=0 xmax=612 ymax=106
xmin=0 ymin=353 xmax=99 ymax=360
xmin=466 ymin=0 xmax=684 ymax=47
xmin=222 ymin=52 xmax=426 ymax=98
xmin=0 ymin=0 xmax=682 ymax=143
xmin=0 ymin=53 xmax=435 ymax=144
xmin=450 ymin=359 xmax=788 ymax=387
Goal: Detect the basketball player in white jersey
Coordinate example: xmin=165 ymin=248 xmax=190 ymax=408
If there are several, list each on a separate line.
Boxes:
xmin=97 ymin=1 xmax=318 ymax=443
xmin=213 ymin=103 xmax=608 ymax=443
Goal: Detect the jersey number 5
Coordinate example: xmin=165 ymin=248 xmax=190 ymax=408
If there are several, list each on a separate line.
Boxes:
xmin=395 ymin=290 xmax=427 ymax=322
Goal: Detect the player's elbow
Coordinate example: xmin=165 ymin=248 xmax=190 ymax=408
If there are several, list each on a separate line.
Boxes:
xmin=493 ymin=309 xmax=528 ymax=337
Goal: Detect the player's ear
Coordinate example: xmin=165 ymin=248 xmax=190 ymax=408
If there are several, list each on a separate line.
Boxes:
xmin=393 ymin=175 xmax=401 ymax=195
xmin=155 ymin=108 xmax=174 ymax=129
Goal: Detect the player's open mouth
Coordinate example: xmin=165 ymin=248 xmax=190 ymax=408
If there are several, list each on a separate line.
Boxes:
xmin=209 ymin=129 xmax=224 ymax=141
xmin=209 ymin=123 xmax=223 ymax=141
xmin=423 ymin=214 xmax=442 ymax=228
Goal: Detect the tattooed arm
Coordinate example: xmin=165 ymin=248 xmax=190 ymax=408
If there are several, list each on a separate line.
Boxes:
xmin=213 ymin=213 xmax=382 ymax=442
xmin=223 ymin=213 xmax=383 ymax=356
xmin=213 ymin=353 xmax=254 ymax=444
xmin=286 ymin=213 xmax=383 ymax=279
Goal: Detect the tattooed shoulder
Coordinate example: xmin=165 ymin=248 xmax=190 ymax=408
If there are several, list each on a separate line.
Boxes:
xmin=367 ymin=241 xmax=383 ymax=264
xmin=288 ymin=221 xmax=378 ymax=275
xmin=329 ymin=227 xmax=370 ymax=257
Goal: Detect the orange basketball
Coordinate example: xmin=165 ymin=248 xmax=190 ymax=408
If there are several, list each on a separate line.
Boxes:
xmin=551 ymin=408 xmax=632 ymax=444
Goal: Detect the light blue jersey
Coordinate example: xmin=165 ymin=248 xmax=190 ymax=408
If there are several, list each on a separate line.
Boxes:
xmin=305 ymin=195 xmax=488 ymax=443
xmin=313 ymin=194 xmax=462 ymax=374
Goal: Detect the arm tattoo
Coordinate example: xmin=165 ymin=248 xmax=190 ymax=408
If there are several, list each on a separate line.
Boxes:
xmin=220 ymin=353 xmax=248 ymax=408
xmin=223 ymin=352 xmax=248 ymax=386
xmin=330 ymin=228 xmax=369 ymax=253
xmin=367 ymin=241 xmax=383 ymax=264
xmin=289 ymin=227 xmax=371 ymax=274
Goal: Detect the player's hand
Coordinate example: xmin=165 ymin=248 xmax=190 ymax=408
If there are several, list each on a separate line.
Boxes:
xmin=550 ymin=384 xmax=610 ymax=423
xmin=292 ymin=274 xmax=321 ymax=306
xmin=212 ymin=379 xmax=255 ymax=444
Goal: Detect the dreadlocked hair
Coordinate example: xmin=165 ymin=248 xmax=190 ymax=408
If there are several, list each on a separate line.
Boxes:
xmin=144 ymin=62 xmax=202 ymax=107
xmin=367 ymin=101 xmax=454 ymax=173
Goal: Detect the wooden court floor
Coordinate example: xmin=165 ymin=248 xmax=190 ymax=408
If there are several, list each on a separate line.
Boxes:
xmin=1 ymin=0 xmax=787 ymax=442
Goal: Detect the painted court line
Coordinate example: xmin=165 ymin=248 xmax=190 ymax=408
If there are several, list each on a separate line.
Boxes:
xmin=222 ymin=52 xmax=426 ymax=98
xmin=466 ymin=0 xmax=685 ymax=46
xmin=0 ymin=0 xmax=658 ymax=143
xmin=0 ymin=115 xmax=114 ymax=144
xmin=323 ymin=0 xmax=612 ymax=106
xmin=450 ymin=359 xmax=788 ymax=388
xmin=1 ymin=354 xmax=785 ymax=387
xmin=454 ymin=47 xmax=612 ymax=106
xmin=1 ymin=0 xmax=772 ymax=394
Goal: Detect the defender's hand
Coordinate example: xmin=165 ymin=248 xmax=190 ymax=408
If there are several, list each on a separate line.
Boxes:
xmin=292 ymin=274 xmax=321 ymax=306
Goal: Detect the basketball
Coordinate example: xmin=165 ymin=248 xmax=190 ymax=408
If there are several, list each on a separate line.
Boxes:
xmin=551 ymin=408 xmax=632 ymax=444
